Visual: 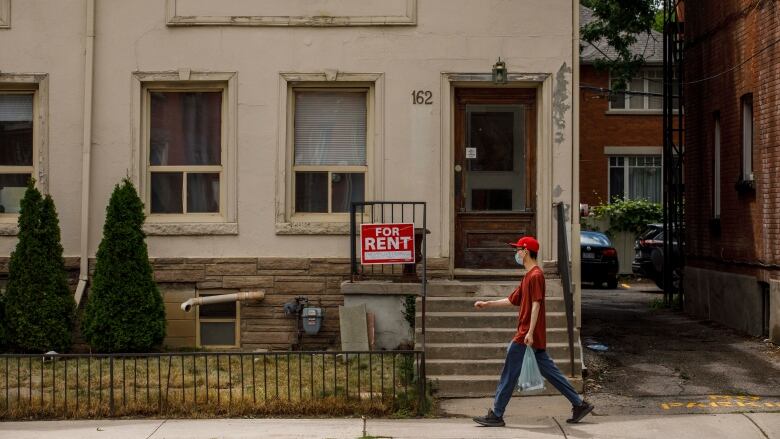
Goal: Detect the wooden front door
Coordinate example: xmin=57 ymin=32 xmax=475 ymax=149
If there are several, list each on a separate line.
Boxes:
xmin=454 ymin=88 xmax=536 ymax=269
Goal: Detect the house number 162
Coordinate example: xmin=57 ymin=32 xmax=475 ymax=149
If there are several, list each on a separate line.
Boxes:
xmin=411 ymin=90 xmax=433 ymax=105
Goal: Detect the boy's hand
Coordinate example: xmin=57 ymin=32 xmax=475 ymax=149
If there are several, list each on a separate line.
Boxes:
xmin=474 ymin=301 xmax=488 ymax=309
xmin=524 ymin=333 xmax=534 ymax=346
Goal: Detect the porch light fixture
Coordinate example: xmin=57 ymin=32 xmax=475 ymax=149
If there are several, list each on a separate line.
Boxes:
xmin=492 ymin=57 xmax=508 ymax=84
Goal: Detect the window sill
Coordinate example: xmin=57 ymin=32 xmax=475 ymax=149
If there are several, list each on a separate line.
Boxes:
xmin=275 ymin=221 xmax=351 ymax=235
xmin=605 ymin=109 xmax=664 ymax=116
xmin=0 ymin=223 xmax=19 ymax=236
xmin=144 ymin=222 xmax=238 ymax=236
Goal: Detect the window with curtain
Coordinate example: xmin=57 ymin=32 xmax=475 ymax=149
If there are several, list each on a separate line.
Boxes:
xmin=293 ymin=90 xmax=367 ymax=214
xmin=0 ymin=93 xmax=34 ymax=214
xmin=148 ymin=90 xmax=223 ymax=215
xmin=609 ymin=67 xmax=671 ymax=111
xmin=609 ymin=155 xmax=662 ymax=203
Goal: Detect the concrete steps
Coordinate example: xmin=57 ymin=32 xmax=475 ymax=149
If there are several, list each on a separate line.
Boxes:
xmin=415 ymin=294 xmax=582 ymax=398
xmin=429 ymin=374 xmax=584 ymax=398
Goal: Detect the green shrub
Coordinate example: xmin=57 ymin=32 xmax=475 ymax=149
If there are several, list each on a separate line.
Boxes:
xmin=0 ymin=292 xmax=6 ymax=351
xmin=82 ymin=179 xmax=165 ymax=352
xmin=4 ymin=182 xmax=75 ymax=352
xmin=589 ymin=198 xmax=662 ymax=236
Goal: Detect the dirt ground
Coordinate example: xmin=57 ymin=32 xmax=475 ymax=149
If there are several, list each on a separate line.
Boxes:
xmin=580 ymin=281 xmax=780 ymax=416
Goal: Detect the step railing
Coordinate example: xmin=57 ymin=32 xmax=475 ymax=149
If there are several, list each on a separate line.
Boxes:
xmin=555 ymin=202 xmax=577 ymax=377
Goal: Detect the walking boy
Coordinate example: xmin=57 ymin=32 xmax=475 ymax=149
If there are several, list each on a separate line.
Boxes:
xmin=472 ymin=236 xmax=593 ymax=427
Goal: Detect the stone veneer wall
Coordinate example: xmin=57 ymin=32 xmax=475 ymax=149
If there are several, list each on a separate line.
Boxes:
xmin=0 ymin=255 xmax=449 ymax=351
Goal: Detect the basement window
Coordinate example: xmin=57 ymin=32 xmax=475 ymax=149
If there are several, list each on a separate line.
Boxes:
xmin=197 ymin=292 xmax=240 ymax=348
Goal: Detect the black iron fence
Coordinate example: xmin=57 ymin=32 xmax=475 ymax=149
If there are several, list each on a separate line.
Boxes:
xmin=0 ymin=350 xmax=424 ymax=419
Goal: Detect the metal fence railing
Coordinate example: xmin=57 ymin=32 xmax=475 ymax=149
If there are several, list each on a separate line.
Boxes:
xmin=0 ymin=350 xmax=423 ymax=419
xmin=555 ymin=202 xmax=577 ymax=377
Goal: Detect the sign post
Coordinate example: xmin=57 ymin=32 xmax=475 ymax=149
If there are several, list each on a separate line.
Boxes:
xmin=360 ymin=223 xmax=416 ymax=265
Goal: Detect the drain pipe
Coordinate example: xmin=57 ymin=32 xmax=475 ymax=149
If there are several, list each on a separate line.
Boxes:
xmin=181 ymin=291 xmax=266 ymax=313
xmin=74 ymin=0 xmax=96 ymax=306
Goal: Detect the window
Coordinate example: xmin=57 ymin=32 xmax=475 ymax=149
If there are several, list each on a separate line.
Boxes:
xmin=713 ymin=112 xmax=721 ymax=218
xmin=608 ymin=155 xmax=662 ymax=203
xmin=741 ymin=94 xmax=754 ymax=181
xmin=197 ymin=293 xmax=239 ymax=348
xmin=609 ymin=67 xmax=670 ymax=111
xmin=0 ymin=92 xmax=35 ymax=215
xmin=292 ymin=89 xmax=367 ymax=215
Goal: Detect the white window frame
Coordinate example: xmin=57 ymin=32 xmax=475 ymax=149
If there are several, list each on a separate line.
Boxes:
xmin=713 ymin=112 xmax=721 ymax=218
xmin=607 ymin=152 xmax=663 ymax=203
xmin=0 ymin=0 xmax=10 ymax=29
xmin=741 ymin=94 xmax=754 ymax=182
xmin=195 ymin=292 xmax=240 ymax=349
xmin=0 ymin=74 xmax=49 ymax=234
xmin=132 ymin=71 xmax=237 ymax=236
xmin=608 ymin=66 xmax=665 ymax=113
xmin=275 ymin=72 xmax=384 ymax=235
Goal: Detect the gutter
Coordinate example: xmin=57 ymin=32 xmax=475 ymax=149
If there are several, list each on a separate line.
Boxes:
xmin=75 ymin=0 xmax=95 ymax=306
xmin=181 ymin=291 xmax=266 ymax=313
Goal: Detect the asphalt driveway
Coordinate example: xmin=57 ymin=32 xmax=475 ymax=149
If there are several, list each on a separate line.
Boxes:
xmin=580 ymin=281 xmax=780 ymax=415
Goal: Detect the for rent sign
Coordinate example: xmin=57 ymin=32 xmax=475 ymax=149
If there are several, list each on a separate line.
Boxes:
xmin=360 ymin=223 xmax=416 ymax=265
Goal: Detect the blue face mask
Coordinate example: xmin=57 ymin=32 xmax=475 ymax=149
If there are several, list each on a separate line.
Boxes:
xmin=514 ymin=251 xmax=523 ymax=266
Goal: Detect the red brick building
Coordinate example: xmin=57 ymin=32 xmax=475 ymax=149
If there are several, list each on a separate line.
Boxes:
xmin=684 ymin=0 xmax=779 ymax=343
xmin=579 ymin=6 xmax=665 ymax=209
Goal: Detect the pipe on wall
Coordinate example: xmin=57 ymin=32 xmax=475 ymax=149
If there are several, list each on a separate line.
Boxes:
xmin=181 ymin=291 xmax=266 ymax=313
xmin=74 ymin=0 xmax=96 ymax=306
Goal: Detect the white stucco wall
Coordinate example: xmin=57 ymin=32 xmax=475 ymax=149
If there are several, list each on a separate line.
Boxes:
xmin=0 ymin=0 xmax=577 ymax=263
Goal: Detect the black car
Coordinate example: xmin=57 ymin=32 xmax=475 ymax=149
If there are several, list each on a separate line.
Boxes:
xmin=580 ymin=231 xmax=619 ymax=289
xmin=632 ymin=224 xmax=664 ymax=280
xmin=632 ymin=224 xmax=682 ymax=290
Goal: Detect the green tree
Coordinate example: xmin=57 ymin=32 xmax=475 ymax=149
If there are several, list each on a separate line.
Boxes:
xmin=4 ymin=182 xmax=75 ymax=352
xmin=581 ymin=0 xmax=659 ymax=87
xmin=82 ymin=179 xmax=165 ymax=352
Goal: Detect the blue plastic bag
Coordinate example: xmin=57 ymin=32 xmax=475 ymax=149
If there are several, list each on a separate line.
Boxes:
xmin=517 ymin=346 xmax=545 ymax=392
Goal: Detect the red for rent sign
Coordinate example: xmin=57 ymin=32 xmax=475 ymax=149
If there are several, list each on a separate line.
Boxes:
xmin=360 ymin=223 xmax=416 ymax=265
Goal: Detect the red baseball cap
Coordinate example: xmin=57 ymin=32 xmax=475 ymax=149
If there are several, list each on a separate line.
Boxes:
xmin=509 ymin=236 xmax=540 ymax=252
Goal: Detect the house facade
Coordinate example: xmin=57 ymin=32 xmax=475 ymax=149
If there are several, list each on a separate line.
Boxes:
xmin=0 ymin=0 xmax=581 ymax=350
xmin=579 ymin=7 xmax=665 ymax=209
xmin=684 ymin=0 xmax=779 ymax=343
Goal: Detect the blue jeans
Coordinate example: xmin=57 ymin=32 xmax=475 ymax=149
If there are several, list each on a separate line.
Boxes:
xmin=492 ymin=341 xmax=583 ymax=417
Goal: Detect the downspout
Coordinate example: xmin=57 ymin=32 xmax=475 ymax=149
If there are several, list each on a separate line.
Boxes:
xmin=74 ymin=0 xmax=95 ymax=306
xmin=181 ymin=291 xmax=266 ymax=313
xmin=571 ymin=0 xmax=582 ymax=329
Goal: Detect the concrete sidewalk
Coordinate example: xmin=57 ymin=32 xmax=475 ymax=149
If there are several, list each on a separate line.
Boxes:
xmin=2 ymin=396 xmax=779 ymax=438
xmin=1 ymin=414 xmax=778 ymax=439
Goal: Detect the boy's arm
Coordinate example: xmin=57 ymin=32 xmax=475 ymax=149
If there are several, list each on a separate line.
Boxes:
xmin=474 ymin=298 xmax=512 ymax=309
xmin=524 ymin=301 xmax=541 ymax=345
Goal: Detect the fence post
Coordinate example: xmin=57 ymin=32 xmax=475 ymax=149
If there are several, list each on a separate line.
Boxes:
xmin=350 ymin=203 xmax=357 ymax=280
xmin=556 ymin=203 xmax=577 ymax=378
xmin=109 ymin=357 xmax=115 ymax=416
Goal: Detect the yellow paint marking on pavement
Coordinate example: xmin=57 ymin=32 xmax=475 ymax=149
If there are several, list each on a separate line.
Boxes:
xmin=660 ymin=395 xmax=780 ymax=410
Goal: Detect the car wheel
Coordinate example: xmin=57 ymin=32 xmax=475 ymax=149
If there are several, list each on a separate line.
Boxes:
xmin=606 ymin=277 xmax=618 ymax=289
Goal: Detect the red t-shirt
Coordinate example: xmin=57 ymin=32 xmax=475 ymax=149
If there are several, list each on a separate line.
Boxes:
xmin=507 ymin=265 xmax=546 ymax=349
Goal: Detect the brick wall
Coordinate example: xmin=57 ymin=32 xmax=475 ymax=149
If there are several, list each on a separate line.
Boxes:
xmin=684 ymin=0 xmax=780 ymax=281
xmin=579 ymin=65 xmax=664 ymax=207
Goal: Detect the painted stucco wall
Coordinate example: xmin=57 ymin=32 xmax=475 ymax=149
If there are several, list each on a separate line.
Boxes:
xmin=0 ymin=0 xmax=577 ymax=265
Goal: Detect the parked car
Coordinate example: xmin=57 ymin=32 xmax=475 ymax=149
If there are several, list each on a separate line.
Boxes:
xmin=580 ymin=231 xmax=619 ymax=289
xmin=632 ymin=224 xmax=683 ymax=290
xmin=632 ymin=223 xmax=664 ymax=280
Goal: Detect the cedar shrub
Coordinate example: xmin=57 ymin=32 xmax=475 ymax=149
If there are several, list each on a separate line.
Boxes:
xmin=4 ymin=182 xmax=75 ymax=352
xmin=82 ymin=179 xmax=165 ymax=352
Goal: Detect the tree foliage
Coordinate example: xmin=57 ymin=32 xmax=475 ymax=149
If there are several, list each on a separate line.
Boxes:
xmin=82 ymin=179 xmax=165 ymax=352
xmin=581 ymin=0 xmax=659 ymax=88
xmin=3 ymin=182 xmax=75 ymax=352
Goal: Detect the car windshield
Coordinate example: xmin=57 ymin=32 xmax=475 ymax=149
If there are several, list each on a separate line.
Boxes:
xmin=581 ymin=232 xmax=611 ymax=247
xmin=639 ymin=226 xmax=662 ymax=240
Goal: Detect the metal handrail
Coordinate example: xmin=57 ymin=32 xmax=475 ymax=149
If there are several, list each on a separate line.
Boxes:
xmin=555 ymin=202 xmax=577 ymax=377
